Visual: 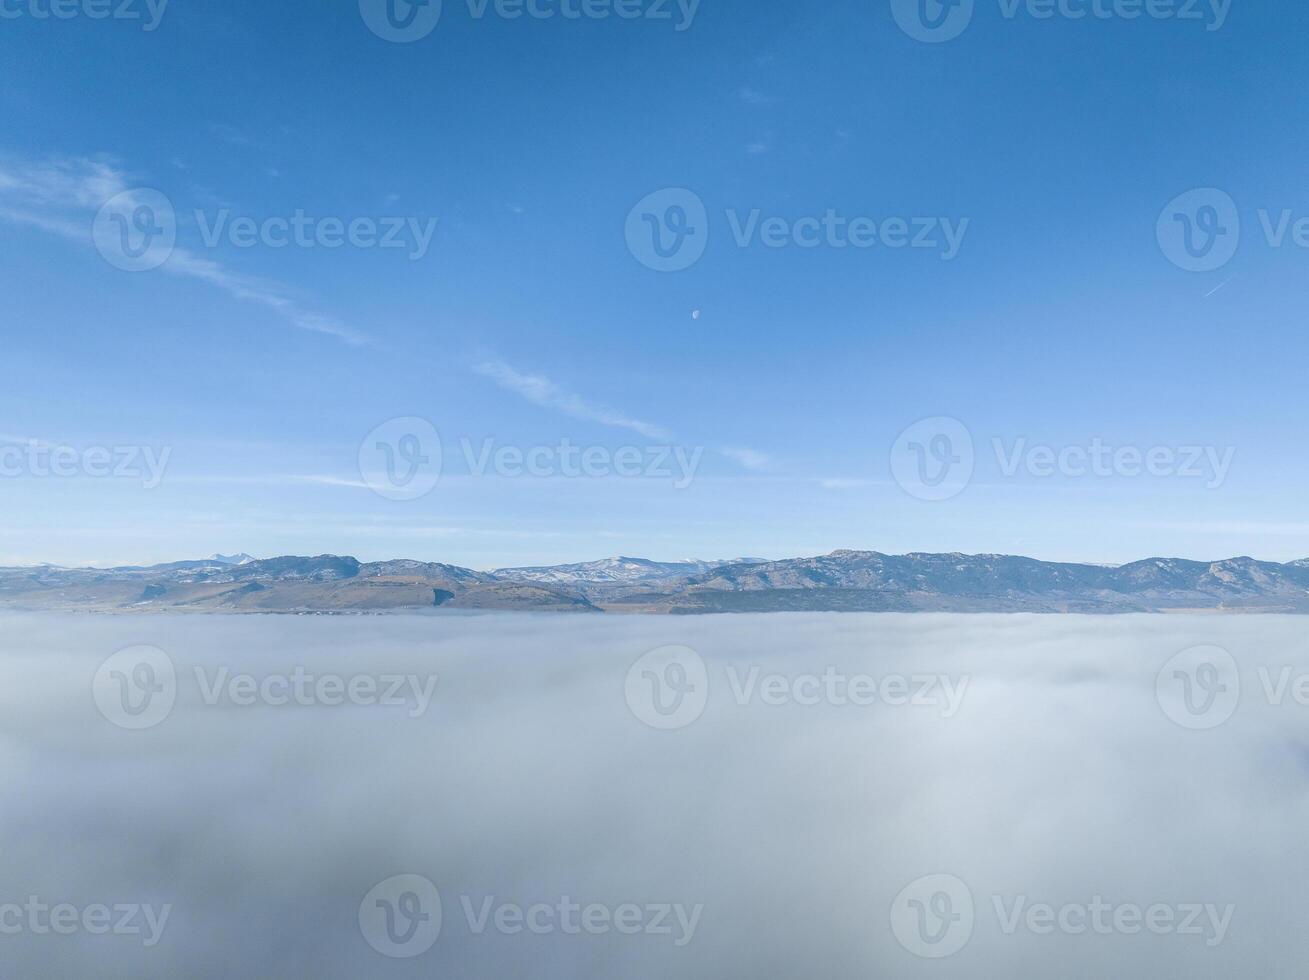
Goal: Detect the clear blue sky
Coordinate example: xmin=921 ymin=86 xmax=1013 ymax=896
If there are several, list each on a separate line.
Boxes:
xmin=2 ymin=0 xmax=1307 ymax=568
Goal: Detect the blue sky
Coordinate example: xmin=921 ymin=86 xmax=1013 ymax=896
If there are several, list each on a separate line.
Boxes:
xmin=2 ymin=0 xmax=1308 ymax=568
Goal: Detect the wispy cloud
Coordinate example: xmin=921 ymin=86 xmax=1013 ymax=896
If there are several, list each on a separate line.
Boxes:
xmin=0 ymin=155 xmax=367 ymax=346
xmin=720 ymin=447 xmax=771 ymax=471
xmin=1149 ymin=520 xmax=1309 ymax=537
xmin=167 ymin=474 xmax=374 ymax=489
xmin=738 ymin=86 xmax=771 ymax=106
xmin=819 ymin=477 xmax=882 ymax=490
xmin=474 ymin=360 xmax=774 ymax=474
xmin=1204 ymin=275 xmax=1235 ymax=299
xmin=473 ymin=360 xmax=673 ymax=441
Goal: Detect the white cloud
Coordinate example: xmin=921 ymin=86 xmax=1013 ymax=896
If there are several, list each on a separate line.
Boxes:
xmin=473 ymin=360 xmax=673 ymax=441
xmin=720 ymin=447 xmax=771 ymax=470
xmin=0 ymin=155 xmax=367 ymax=345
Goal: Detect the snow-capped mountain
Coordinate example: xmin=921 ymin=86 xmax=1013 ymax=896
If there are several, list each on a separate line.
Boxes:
xmin=209 ymin=553 xmax=256 ymax=565
xmin=490 ymin=556 xmax=763 ymax=586
xmin=6 ymin=551 xmax=1309 ymax=614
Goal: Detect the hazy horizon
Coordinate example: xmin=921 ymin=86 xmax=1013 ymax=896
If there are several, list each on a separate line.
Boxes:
xmin=10 ymin=546 xmax=1309 ymax=575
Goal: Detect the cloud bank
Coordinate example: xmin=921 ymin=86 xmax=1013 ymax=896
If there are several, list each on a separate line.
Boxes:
xmin=0 ymin=612 xmax=1304 ymax=978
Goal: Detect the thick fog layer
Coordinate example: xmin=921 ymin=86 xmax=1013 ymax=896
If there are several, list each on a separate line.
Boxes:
xmin=0 ymin=612 xmax=1305 ymax=978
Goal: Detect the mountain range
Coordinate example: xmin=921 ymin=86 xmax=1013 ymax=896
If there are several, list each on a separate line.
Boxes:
xmin=5 ymin=551 xmax=1309 ymax=614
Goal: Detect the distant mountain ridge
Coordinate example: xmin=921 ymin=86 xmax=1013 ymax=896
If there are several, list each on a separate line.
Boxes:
xmin=490 ymin=556 xmax=765 ymax=591
xmin=4 ymin=551 xmax=1309 ymax=614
